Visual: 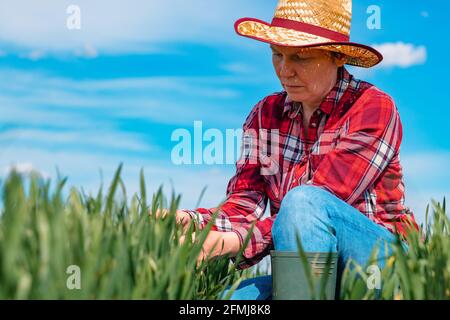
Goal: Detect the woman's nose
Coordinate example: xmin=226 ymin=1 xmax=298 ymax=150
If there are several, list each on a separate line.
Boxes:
xmin=279 ymin=60 xmax=296 ymax=78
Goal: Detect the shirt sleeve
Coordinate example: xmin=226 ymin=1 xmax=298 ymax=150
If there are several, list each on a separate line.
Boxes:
xmin=181 ymin=98 xmax=273 ymax=269
xmin=309 ymin=88 xmax=403 ymax=205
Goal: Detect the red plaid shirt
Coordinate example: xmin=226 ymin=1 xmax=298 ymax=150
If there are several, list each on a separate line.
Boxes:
xmin=183 ymin=67 xmax=418 ymax=269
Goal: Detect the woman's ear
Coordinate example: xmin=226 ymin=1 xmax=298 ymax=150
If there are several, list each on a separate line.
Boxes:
xmin=334 ymin=53 xmax=347 ymax=67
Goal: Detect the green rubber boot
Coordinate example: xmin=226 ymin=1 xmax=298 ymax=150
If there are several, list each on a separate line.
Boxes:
xmin=271 ymin=251 xmax=338 ymax=300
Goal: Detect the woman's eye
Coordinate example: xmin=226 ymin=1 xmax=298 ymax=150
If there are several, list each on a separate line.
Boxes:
xmin=294 ymin=56 xmax=308 ymax=61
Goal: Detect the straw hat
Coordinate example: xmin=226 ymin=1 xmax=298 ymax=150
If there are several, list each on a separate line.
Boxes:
xmin=234 ymin=0 xmax=383 ymax=68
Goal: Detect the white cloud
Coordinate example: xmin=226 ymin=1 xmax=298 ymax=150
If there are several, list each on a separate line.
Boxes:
xmin=0 ymin=66 xmax=245 ymax=208
xmin=401 ymin=152 xmax=450 ymax=224
xmin=221 ymin=62 xmax=254 ymax=74
xmin=0 ymin=103 xmax=101 ymax=129
xmin=0 ymin=128 xmax=153 ymax=152
xmin=19 ymin=49 xmax=46 ymax=61
xmin=74 ymin=43 xmax=98 ymax=58
xmin=373 ymin=42 xmax=427 ymax=68
xmin=0 ymin=0 xmax=272 ymax=54
xmin=0 ymin=68 xmax=244 ymax=127
xmin=404 ymin=189 xmax=449 ymax=226
xmin=402 ymin=152 xmax=450 ymax=182
xmin=0 ymin=68 xmax=251 ymax=204
xmin=2 ymin=162 xmax=50 ymax=179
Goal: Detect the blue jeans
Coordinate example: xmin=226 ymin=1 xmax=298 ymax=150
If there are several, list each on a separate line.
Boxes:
xmin=222 ymin=185 xmax=401 ymax=300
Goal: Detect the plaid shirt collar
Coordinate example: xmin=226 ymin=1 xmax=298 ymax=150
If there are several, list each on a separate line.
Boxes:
xmin=283 ymin=67 xmax=352 ymax=119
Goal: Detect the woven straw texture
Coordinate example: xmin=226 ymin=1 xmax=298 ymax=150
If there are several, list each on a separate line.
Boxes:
xmin=235 ymin=0 xmax=382 ymax=68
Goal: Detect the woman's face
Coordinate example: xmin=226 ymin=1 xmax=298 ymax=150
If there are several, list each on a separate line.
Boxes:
xmin=271 ymin=45 xmax=343 ymax=106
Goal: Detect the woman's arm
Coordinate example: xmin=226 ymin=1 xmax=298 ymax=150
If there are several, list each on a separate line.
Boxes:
xmin=181 ymin=98 xmax=272 ymax=269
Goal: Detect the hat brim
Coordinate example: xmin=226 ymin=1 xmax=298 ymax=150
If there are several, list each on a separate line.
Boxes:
xmin=235 ymin=18 xmax=383 ymax=68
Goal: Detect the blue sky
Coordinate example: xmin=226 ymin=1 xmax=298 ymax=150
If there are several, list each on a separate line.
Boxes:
xmin=0 ymin=0 xmax=449 ymax=228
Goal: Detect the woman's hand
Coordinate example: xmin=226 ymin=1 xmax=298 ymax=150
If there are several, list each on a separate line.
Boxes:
xmin=151 ymin=208 xmax=192 ymax=233
xmin=197 ymin=231 xmax=241 ymax=265
xmin=150 ymin=208 xmax=241 ymax=265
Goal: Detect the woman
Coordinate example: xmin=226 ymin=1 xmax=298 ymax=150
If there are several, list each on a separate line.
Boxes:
xmin=165 ymin=0 xmax=418 ymax=299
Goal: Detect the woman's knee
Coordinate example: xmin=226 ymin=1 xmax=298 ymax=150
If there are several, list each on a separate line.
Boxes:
xmin=273 ymin=185 xmax=330 ymax=230
xmin=281 ymin=185 xmax=331 ymax=209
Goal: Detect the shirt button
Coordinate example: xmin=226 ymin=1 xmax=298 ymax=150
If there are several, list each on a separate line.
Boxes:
xmin=311 ymin=122 xmax=317 ymax=127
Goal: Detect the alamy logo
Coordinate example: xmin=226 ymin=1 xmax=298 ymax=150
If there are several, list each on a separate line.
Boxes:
xmin=66 ymin=265 xmax=81 ymax=290
xmin=170 ymin=121 xmax=281 ymax=175
xmin=366 ymin=265 xmax=381 ymax=290
xmin=66 ymin=5 xmax=81 ymax=30
xmin=367 ymin=5 xmax=381 ymax=30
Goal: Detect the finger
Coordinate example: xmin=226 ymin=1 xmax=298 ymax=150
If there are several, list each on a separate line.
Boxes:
xmin=176 ymin=212 xmax=193 ymax=233
xmin=152 ymin=208 xmax=168 ymax=219
xmin=148 ymin=208 xmax=157 ymax=217
xmin=196 ymin=247 xmax=208 ymax=267
xmin=196 ymin=252 xmax=204 ymax=268
xmin=156 ymin=208 xmax=164 ymax=218
xmin=176 ymin=211 xmax=189 ymax=223
xmin=179 ymin=234 xmax=185 ymax=245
